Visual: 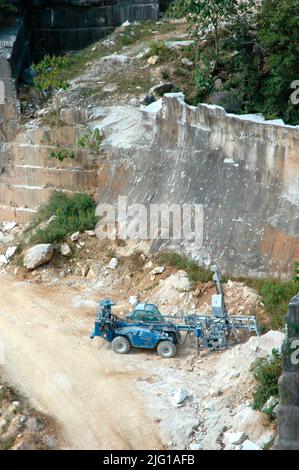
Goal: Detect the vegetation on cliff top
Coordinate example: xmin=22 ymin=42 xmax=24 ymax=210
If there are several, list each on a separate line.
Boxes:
xmin=26 ymin=1 xmax=299 ymax=124
xmin=166 ymin=0 xmax=299 ymax=125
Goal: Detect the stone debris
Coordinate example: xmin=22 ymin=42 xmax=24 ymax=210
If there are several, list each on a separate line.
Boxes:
xmin=60 ymin=243 xmax=71 ymax=256
xmin=0 ymin=379 xmax=58 ymax=449
xmin=257 ymin=431 xmax=275 ymax=449
xmin=181 ymin=57 xmax=193 ymax=67
xmin=229 ymin=370 xmax=241 ymax=379
xmin=240 ymin=440 xmax=261 ymax=450
xmin=0 ymin=254 xmax=8 ymax=265
xmin=171 ymin=388 xmax=191 ymax=406
xmin=137 ymin=330 xmax=283 ymax=450
xmin=129 ymin=295 xmax=139 ymax=306
xmin=84 ymin=230 xmax=96 ymax=237
xmin=136 ymin=47 xmax=150 ymax=59
xmin=23 ymin=244 xmax=54 ymax=270
xmin=81 ymin=265 xmax=89 ymax=278
xmin=147 ymin=55 xmax=159 ymax=65
xmin=209 ymin=387 xmax=223 ymax=397
xmin=101 ymin=54 xmax=129 ymax=65
xmin=107 ymin=257 xmax=118 ymax=269
xmin=150 ymin=266 xmax=165 ymax=275
xmin=165 ymin=40 xmax=195 ymax=49
xmin=149 ymin=270 xmax=193 ymax=314
xmin=189 ymin=443 xmax=203 ymax=450
xmin=5 ymin=246 xmax=17 ymax=260
xmin=103 ymin=83 xmax=118 ymax=93
xmin=140 ymin=253 xmax=147 ymax=263
xmin=102 ymin=38 xmax=116 ymax=49
xmin=224 ymin=280 xmax=263 ymax=316
xmin=2 ymin=221 xmax=17 ymax=232
xmin=223 ymin=431 xmax=247 ymax=446
xmin=262 ymin=396 xmax=279 ymax=414
xmin=71 ymin=232 xmax=80 ymax=242
xmin=163 ymin=270 xmax=191 ymax=292
xmin=144 ymin=260 xmax=154 ymax=270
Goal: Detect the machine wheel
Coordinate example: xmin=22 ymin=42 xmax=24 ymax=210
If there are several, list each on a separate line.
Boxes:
xmin=157 ymin=341 xmax=176 ymax=358
xmin=111 ymin=336 xmax=131 ymax=354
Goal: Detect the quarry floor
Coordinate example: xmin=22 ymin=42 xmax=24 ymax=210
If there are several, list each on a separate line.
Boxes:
xmin=0 ymin=274 xmax=165 ymax=450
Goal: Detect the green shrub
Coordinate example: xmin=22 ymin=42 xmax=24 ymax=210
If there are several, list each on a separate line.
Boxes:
xmin=293 ymin=262 xmax=299 ymax=282
xmin=231 ymin=274 xmax=298 ymax=330
xmin=33 ymin=55 xmax=71 ymax=92
xmin=49 ymin=147 xmax=76 ymax=162
xmin=257 ymin=279 xmax=298 ymax=330
xmin=148 ymin=40 xmax=169 ymax=59
xmin=77 ymin=128 xmax=103 ymax=156
xmin=32 ymin=191 xmax=98 ymax=244
xmin=156 ymin=251 xmax=213 ymax=283
xmin=252 ymin=348 xmax=282 ymax=413
xmin=194 ymin=61 xmax=214 ymax=99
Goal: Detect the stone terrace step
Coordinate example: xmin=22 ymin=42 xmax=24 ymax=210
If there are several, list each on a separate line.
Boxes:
xmin=0 ymin=204 xmax=36 ymax=223
xmin=14 ymin=166 xmax=98 ymax=191
xmin=12 ymin=143 xmax=93 ymax=168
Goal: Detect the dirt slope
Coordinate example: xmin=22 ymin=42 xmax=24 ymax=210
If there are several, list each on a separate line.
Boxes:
xmin=0 ymin=274 xmax=162 ymax=450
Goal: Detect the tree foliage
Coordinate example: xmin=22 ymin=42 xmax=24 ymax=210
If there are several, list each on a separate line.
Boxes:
xmin=256 ymin=0 xmax=299 ymax=124
xmin=33 ymin=55 xmax=70 ymax=92
xmin=169 ymin=0 xmax=256 ymax=53
xmin=168 ymin=0 xmax=299 ymax=124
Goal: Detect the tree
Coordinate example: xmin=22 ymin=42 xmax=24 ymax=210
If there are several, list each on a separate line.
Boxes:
xmin=169 ymin=0 xmax=257 ymax=55
xmin=190 ymin=0 xmax=239 ymax=54
xmin=256 ymin=0 xmax=299 ymax=124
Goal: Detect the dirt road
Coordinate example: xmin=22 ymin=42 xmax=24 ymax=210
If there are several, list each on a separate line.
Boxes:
xmin=0 ymin=274 xmax=162 ymax=449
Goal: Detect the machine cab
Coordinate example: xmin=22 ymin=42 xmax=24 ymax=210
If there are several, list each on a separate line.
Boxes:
xmin=126 ymin=303 xmax=163 ymax=323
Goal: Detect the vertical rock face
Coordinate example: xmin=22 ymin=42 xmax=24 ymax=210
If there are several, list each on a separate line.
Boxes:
xmin=0 ymin=21 xmax=27 ymax=142
xmin=27 ymin=0 xmax=160 ymax=58
xmin=276 ymin=296 xmax=299 ymax=450
xmin=141 ymin=95 xmax=299 ymax=277
xmin=0 ymin=20 xmax=28 ymax=191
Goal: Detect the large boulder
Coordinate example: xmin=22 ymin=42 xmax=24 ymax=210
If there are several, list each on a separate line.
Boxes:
xmin=160 ymin=270 xmax=191 ymax=293
xmin=24 ymin=244 xmax=54 ymax=271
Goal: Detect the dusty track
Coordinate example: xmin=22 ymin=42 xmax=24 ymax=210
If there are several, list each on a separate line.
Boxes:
xmin=0 ymin=274 xmax=162 ymax=450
